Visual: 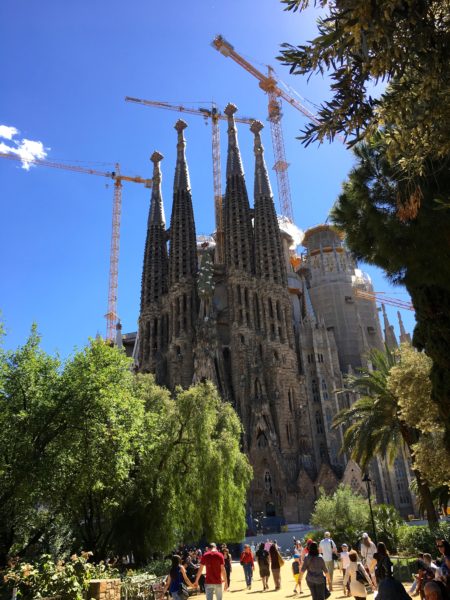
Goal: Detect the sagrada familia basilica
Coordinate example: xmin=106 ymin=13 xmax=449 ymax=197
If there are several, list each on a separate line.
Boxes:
xmin=122 ymin=103 xmax=416 ymax=523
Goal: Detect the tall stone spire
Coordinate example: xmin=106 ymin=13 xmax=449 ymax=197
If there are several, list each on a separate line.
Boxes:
xmin=251 ymin=120 xmax=287 ymax=286
xmin=382 ymin=304 xmax=398 ymax=349
xmin=168 ymin=120 xmax=197 ymax=285
xmin=223 ymin=103 xmax=254 ymax=274
xmin=397 ymin=311 xmax=412 ymax=344
xmin=140 ymin=151 xmax=168 ymax=309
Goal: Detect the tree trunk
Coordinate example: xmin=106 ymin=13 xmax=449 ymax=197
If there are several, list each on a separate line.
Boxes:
xmin=413 ymin=468 xmax=438 ymax=526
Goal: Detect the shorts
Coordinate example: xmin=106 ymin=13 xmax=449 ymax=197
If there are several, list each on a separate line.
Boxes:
xmin=293 ymin=574 xmax=300 ymax=584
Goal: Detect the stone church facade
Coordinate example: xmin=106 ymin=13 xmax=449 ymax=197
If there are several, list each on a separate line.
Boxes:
xmin=124 ymin=104 xmax=416 ymax=522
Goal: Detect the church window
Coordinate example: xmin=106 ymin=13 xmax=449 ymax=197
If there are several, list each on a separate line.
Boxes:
xmin=315 ymin=411 xmax=324 ymax=434
xmin=259 ymin=344 xmax=263 ymax=359
xmin=244 ymin=287 xmax=249 ymax=308
xmin=325 ymin=408 xmax=332 ymax=429
xmin=255 ymin=379 xmax=262 ymax=398
xmin=240 ymin=334 xmax=245 ymax=345
xmin=286 ymin=424 xmax=290 ymax=444
xmin=254 ymin=294 xmax=261 ymax=330
xmin=276 ymin=301 xmax=282 ymax=321
xmin=319 ymin=443 xmax=327 ymax=460
xmin=273 ymin=350 xmax=279 ymax=362
xmin=321 ymin=379 xmax=329 ymax=400
xmin=312 ymin=379 xmax=320 ymax=403
xmin=264 ymin=470 xmax=273 ymax=494
xmin=269 ymin=299 xmax=274 ymax=318
xmin=237 ymin=285 xmax=242 ymax=305
xmin=257 ymin=430 xmax=268 ymax=448
xmin=394 ymin=458 xmax=410 ymax=505
xmin=288 ymin=389 xmax=293 ymax=413
xmin=307 ymin=355 xmax=311 ymax=364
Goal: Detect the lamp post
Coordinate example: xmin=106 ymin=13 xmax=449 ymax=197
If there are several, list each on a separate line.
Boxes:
xmin=362 ymin=473 xmax=377 ymax=544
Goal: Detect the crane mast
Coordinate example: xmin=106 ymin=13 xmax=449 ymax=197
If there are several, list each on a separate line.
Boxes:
xmin=0 ymin=151 xmax=152 ymax=340
xmin=125 ymin=96 xmax=254 ymax=263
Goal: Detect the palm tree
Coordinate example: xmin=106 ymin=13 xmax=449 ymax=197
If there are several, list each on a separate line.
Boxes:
xmin=333 ymin=346 xmax=438 ymax=525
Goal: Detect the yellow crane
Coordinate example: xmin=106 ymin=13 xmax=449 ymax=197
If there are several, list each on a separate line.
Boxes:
xmin=125 ymin=96 xmax=254 ymax=263
xmin=0 ymin=151 xmax=153 ymax=340
xmin=354 ymin=289 xmax=414 ymax=311
xmin=212 ymin=35 xmax=324 ymax=224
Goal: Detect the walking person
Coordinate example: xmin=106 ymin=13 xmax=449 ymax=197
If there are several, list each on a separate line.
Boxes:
xmin=360 ymin=533 xmax=377 ymax=586
xmin=340 ymin=544 xmax=350 ymax=596
xmin=163 ymin=555 xmax=195 ymax=600
xmin=269 ymin=542 xmax=284 ymax=591
xmin=256 ymin=542 xmax=271 ymax=591
xmin=299 ymin=541 xmax=331 ymax=600
xmin=319 ymin=531 xmax=337 ymax=591
xmin=194 ymin=543 xmax=228 ymax=600
xmin=374 ymin=542 xmax=393 ymax=585
xmin=221 ymin=545 xmax=232 ymax=589
xmin=292 ymin=552 xmax=302 ymax=595
xmin=343 ymin=550 xmax=373 ymax=600
xmin=240 ymin=544 xmax=255 ymax=590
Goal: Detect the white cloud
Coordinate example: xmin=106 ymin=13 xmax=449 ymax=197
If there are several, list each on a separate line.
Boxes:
xmin=0 ymin=125 xmax=19 ymax=140
xmin=0 ymin=124 xmax=48 ymax=170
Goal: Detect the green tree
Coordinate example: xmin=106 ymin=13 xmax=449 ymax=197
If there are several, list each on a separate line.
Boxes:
xmin=333 ymin=346 xmax=438 ymax=525
xmin=115 ymin=378 xmax=253 ymax=561
xmin=279 ymin=0 xmax=450 ymax=177
xmin=55 ymin=338 xmax=145 ymax=559
xmin=310 ymin=484 xmax=368 ymax=545
xmin=330 ymin=136 xmax=450 ymax=451
xmin=387 ymin=344 xmax=450 ymax=492
xmin=0 ymin=329 xmax=252 ymax=564
xmin=0 ymin=325 xmax=65 ymax=564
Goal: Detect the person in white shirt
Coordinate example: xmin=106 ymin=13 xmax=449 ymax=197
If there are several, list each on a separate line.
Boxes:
xmin=340 ymin=544 xmax=351 ymax=596
xmin=359 ymin=533 xmax=376 ymax=586
xmin=343 ymin=550 xmax=373 ymax=599
xmin=319 ymin=531 xmax=337 ymax=590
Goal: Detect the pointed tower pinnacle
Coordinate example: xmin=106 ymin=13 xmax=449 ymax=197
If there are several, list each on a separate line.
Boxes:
xmin=397 ymin=311 xmax=412 ymax=344
xmin=223 ymin=103 xmax=254 ymax=274
xmin=140 ymin=151 xmax=168 ymax=310
xmin=169 ymin=120 xmax=197 ymax=286
xmin=174 ymin=119 xmax=190 ymax=192
xmin=382 ymin=304 xmax=398 ymax=349
xmin=251 ymin=120 xmax=287 ymax=286
xmin=224 ymin=103 xmax=245 ymax=178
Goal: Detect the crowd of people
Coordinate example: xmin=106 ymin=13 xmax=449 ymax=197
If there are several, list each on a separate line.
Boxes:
xmin=163 ymin=534 xmax=450 ymax=600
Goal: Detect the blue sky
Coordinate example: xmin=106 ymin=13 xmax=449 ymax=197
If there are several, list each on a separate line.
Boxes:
xmin=0 ymin=0 xmax=414 ymax=356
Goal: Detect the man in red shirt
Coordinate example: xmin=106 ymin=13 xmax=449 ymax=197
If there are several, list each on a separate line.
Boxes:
xmin=194 ymin=543 xmax=228 ymax=600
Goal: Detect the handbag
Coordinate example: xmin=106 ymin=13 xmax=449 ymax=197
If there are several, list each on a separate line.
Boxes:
xmin=178 ymin=582 xmax=190 ymax=600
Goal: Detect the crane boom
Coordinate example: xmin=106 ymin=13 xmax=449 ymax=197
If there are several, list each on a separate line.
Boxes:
xmin=212 ymin=35 xmax=320 ymax=126
xmin=354 ymin=289 xmax=414 ymax=311
xmin=125 ymin=96 xmax=253 ymax=125
xmin=125 ymin=96 xmax=254 ymax=263
xmin=0 ymin=151 xmax=152 ymax=340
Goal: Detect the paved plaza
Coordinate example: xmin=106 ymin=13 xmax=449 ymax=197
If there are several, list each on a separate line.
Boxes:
xmin=223 ymin=561 xmax=410 ymax=600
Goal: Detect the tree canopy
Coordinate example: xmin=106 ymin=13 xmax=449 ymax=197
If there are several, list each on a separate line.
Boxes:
xmin=333 ymin=345 xmax=440 ymax=524
xmin=0 ymin=327 xmax=252 ymax=565
xmin=279 ymin=0 xmax=450 ymax=177
xmin=310 ymin=484 xmax=369 ymax=545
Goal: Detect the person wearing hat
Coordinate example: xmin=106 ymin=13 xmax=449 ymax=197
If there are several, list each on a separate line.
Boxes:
xmin=194 ymin=543 xmax=228 ymax=600
xmin=360 ymin=533 xmax=376 ymax=586
xmin=292 ymin=551 xmax=302 ymax=595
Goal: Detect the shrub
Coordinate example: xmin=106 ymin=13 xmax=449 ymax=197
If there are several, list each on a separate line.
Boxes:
xmin=0 ymin=553 xmax=118 ymax=600
xmin=398 ymin=522 xmax=450 ymax=555
xmin=310 ymin=485 xmax=368 ymax=547
xmin=372 ymin=504 xmax=404 ymax=553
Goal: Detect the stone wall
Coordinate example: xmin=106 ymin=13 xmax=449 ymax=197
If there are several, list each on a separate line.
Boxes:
xmin=88 ymin=579 xmax=121 ymax=600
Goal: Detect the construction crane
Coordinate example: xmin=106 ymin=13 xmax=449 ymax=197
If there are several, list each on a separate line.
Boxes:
xmin=212 ymin=35 xmax=323 ymax=224
xmin=125 ymin=96 xmax=254 ymax=264
xmin=354 ymin=289 xmax=414 ymax=311
xmin=0 ymin=151 xmax=153 ymax=340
